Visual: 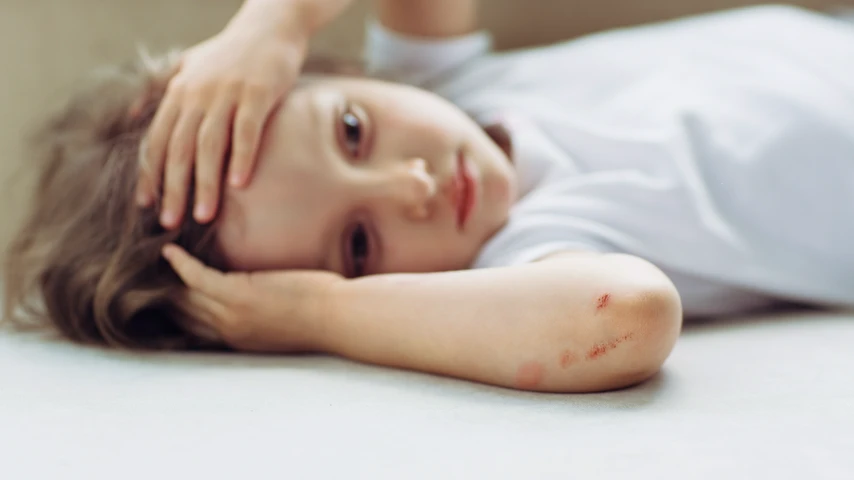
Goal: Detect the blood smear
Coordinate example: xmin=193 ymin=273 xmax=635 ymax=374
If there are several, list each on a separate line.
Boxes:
xmin=585 ymin=333 xmax=634 ymax=360
xmin=596 ymin=293 xmax=611 ymax=311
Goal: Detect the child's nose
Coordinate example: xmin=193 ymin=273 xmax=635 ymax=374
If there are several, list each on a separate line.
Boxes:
xmin=367 ymin=158 xmax=437 ymax=220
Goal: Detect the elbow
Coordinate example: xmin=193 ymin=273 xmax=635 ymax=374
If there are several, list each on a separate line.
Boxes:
xmin=541 ymin=272 xmax=684 ymax=394
xmin=610 ymin=279 xmax=683 ymax=388
xmin=515 ymin=254 xmax=684 ymax=393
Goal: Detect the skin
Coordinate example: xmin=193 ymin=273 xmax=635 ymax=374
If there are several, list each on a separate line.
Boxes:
xmin=165 ymin=244 xmax=684 ymax=392
xmin=376 ymin=0 xmax=478 ymax=38
xmin=140 ymin=0 xmax=477 ymax=229
xmin=154 ymin=0 xmax=686 ymax=392
xmin=139 ymin=0 xmax=355 ymax=227
xmin=215 ymin=76 xmax=518 ymax=276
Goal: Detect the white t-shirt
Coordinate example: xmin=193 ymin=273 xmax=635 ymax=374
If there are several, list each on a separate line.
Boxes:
xmin=365 ymin=5 xmax=854 ymax=317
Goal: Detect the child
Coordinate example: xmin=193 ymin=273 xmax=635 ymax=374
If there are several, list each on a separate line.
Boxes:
xmin=5 ymin=0 xmax=854 ymax=393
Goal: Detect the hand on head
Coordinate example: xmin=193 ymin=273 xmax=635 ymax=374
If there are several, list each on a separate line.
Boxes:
xmin=161 ymin=243 xmax=341 ymax=353
xmin=136 ymin=14 xmax=309 ymax=229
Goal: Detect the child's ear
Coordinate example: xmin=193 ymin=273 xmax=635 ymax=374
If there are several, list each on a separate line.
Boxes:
xmin=301 ymin=55 xmax=365 ymax=77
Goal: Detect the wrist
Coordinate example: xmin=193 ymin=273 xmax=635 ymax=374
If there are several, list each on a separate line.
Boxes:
xmin=225 ymin=0 xmax=313 ymax=44
xmin=301 ymin=274 xmax=347 ymax=353
xmin=226 ymin=0 xmax=351 ymax=42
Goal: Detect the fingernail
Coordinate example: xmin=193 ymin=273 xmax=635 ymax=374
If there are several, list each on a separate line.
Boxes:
xmin=229 ymin=172 xmax=245 ymax=187
xmin=137 ymin=191 xmax=151 ymax=207
xmin=162 ymin=244 xmax=181 ymax=261
xmin=194 ymin=204 xmax=210 ymax=222
xmin=160 ymin=211 xmax=176 ymax=227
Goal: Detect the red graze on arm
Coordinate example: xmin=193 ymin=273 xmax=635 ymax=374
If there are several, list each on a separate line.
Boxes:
xmin=596 ymin=293 xmax=610 ymax=312
xmin=515 ymin=361 xmax=546 ymax=389
xmin=585 ymin=333 xmax=635 ymax=360
xmin=559 ymin=350 xmax=577 ymax=369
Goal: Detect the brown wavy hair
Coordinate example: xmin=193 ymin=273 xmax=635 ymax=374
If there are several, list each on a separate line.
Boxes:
xmin=2 ymin=48 xmax=363 ymax=350
xmin=2 ymin=51 xmax=228 ymax=350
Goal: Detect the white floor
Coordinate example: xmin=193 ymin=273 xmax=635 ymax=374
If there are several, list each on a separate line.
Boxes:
xmin=2 ymin=4 xmax=853 ymax=478
xmin=1 ymin=308 xmax=852 ymax=479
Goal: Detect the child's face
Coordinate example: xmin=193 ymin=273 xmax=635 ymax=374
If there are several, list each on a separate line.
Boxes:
xmin=216 ymin=76 xmax=518 ymax=277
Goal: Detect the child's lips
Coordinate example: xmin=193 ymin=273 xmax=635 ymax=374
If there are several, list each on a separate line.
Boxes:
xmin=455 ymin=151 xmax=477 ymax=232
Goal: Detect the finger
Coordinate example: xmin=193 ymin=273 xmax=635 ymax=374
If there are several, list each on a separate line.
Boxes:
xmin=193 ymin=99 xmax=235 ymax=223
xmin=228 ymin=87 xmax=278 ymax=187
xmin=135 ymin=139 xmax=155 ymax=207
xmin=160 ymin=108 xmax=204 ymax=228
xmin=162 ymin=244 xmax=230 ymax=300
xmin=138 ymin=90 xmax=181 ymax=206
xmin=184 ymin=289 xmax=231 ymax=335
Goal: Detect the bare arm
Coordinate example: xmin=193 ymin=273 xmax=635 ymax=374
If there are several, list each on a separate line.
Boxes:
xmin=321 ymin=252 xmax=683 ymax=392
xmin=374 ymin=0 xmax=479 ymax=38
xmin=227 ymin=0 xmax=356 ymax=38
xmin=163 ymin=247 xmax=682 ymax=392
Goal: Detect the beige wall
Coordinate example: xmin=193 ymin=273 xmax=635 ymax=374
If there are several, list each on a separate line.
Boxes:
xmin=0 ymin=0 xmax=846 ymax=253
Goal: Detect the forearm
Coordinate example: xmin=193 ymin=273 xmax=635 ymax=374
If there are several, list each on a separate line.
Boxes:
xmin=227 ymin=0 xmax=355 ymax=38
xmin=319 ymin=253 xmax=682 ymax=393
xmin=374 ymin=0 xmax=478 ymax=38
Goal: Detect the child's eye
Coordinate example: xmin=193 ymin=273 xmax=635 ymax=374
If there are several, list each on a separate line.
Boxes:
xmin=340 ymin=107 xmax=363 ymax=158
xmin=348 ymin=223 xmax=370 ymax=278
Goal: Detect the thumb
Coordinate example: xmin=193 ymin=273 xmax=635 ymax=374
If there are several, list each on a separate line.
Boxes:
xmin=162 ymin=244 xmax=230 ymax=300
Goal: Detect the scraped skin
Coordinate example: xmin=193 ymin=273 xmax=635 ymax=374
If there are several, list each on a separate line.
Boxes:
xmin=559 ymin=350 xmax=578 ymax=369
xmin=515 ymin=361 xmax=546 ymax=389
xmin=596 ymin=293 xmax=611 ymax=312
xmin=586 ymin=333 xmax=635 ymax=360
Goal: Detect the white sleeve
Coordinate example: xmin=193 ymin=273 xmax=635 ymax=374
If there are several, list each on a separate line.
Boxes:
xmin=471 ymin=213 xmax=614 ymax=269
xmin=364 ymin=20 xmax=493 ymax=87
